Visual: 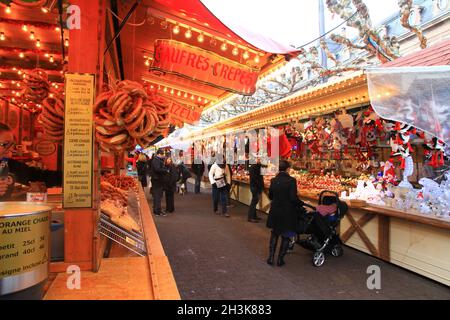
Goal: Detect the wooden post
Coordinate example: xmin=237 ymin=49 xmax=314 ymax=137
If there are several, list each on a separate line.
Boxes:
xmin=64 ymin=0 xmax=106 ymax=271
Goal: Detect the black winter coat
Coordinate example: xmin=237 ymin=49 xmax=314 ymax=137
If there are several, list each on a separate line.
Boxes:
xmin=136 ymin=160 xmax=148 ymax=178
xmin=266 ymin=172 xmax=304 ymax=235
xmin=163 ymin=164 xmax=179 ymax=192
xmin=178 ymin=164 xmax=192 ymax=181
xmin=191 ymin=160 xmax=205 ymax=177
xmin=249 ymin=163 xmax=264 ymax=192
xmin=151 ymin=156 xmax=168 ymax=184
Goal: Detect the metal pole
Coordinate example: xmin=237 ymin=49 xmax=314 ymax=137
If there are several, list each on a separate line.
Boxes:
xmin=318 ymin=0 xmax=328 ymax=82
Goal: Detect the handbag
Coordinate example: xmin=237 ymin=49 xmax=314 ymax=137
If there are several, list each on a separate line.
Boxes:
xmin=215 ymin=175 xmax=227 ymax=189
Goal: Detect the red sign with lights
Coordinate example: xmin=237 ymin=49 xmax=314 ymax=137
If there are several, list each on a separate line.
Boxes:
xmin=169 ymin=101 xmax=201 ymax=125
xmin=151 ymin=39 xmax=260 ymax=96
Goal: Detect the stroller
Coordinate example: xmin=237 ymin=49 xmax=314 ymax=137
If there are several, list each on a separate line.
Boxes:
xmin=296 ymin=191 xmax=348 ymax=267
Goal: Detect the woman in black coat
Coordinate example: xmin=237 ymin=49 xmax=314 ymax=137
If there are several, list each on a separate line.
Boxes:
xmin=163 ymin=157 xmax=179 ymax=213
xmin=266 ymin=160 xmax=304 ymax=266
xmin=136 ymin=153 xmax=149 ymax=188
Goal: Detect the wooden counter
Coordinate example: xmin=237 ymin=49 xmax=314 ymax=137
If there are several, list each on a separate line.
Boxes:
xmin=232 ymin=179 xmax=450 ymax=286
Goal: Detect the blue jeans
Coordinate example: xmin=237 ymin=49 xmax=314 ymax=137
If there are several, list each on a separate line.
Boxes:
xmin=212 ymin=185 xmax=228 ymax=214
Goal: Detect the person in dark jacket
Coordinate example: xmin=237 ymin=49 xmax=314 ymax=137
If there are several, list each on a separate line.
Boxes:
xmin=176 ymin=160 xmax=192 ymax=194
xmin=266 ymin=160 xmax=304 ymax=267
xmin=0 ymin=123 xmax=62 ymax=201
xmin=136 ymin=153 xmax=149 ymax=188
xmin=151 ymin=149 xmax=169 ymax=216
xmin=191 ymin=156 xmax=205 ymax=194
xmin=163 ymin=157 xmax=178 ymax=213
xmin=247 ymin=157 xmax=264 ymax=222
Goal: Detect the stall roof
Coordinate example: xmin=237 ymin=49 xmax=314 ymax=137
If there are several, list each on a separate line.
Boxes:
xmin=383 ymin=38 xmax=450 ymax=67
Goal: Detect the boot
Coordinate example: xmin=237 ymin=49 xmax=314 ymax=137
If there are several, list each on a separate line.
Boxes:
xmin=266 ymin=232 xmax=279 ymax=266
xmin=277 ymin=237 xmax=290 ymax=267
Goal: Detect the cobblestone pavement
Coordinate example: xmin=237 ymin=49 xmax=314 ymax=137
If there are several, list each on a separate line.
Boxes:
xmin=150 ymin=189 xmax=450 ymax=300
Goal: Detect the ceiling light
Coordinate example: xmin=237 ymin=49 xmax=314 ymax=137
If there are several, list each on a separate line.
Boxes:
xmin=185 ymin=28 xmax=192 ymax=39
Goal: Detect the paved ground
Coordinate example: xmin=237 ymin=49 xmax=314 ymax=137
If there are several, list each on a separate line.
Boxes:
xmin=149 ymin=187 xmax=450 ymax=300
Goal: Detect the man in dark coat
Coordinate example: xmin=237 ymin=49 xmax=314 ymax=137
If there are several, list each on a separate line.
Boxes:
xmin=151 ymin=149 xmax=169 ymax=216
xmin=266 ymin=160 xmax=304 ymax=266
xmin=247 ymin=157 xmax=264 ymax=222
xmin=162 ymin=157 xmax=178 ymax=213
xmin=191 ymin=156 xmax=205 ymax=194
xmin=177 ymin=160 xmax=192 ymax=194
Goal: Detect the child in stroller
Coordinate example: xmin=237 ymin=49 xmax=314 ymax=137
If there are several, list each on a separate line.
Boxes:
xmin=296 ymin=190 xmax=348 ymax=267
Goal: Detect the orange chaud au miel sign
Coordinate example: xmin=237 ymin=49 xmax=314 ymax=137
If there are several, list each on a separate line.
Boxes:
xmin=151 ymin=39 xmax=260 ymax=96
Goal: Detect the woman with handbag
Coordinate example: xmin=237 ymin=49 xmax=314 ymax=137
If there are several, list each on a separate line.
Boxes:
xmin=208 ymin=154 xmax=229 ymax=217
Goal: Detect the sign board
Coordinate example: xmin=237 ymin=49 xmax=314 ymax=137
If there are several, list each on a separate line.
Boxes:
xmin=63 ymin=73 xmax=95 ymax=208
xmin=34 ymin=140 xmax=57 ymax=156
xmin=0 ymin=210 xmax=50 ymax=280
xmin=151 ymin=39 xmax=260 ymax=96
xmin=169 ymin=101 xmax=201 ymax=125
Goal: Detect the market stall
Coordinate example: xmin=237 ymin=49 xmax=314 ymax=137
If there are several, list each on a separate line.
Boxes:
xmin=180 ymin=46 xmax=450 ymax=285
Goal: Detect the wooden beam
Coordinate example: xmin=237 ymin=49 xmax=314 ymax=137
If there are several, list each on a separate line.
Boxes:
xmin=341 ymin=212 xmax=375 ymax=242
xmin=346 ymin=212 xmax=379 ymax=257
xmin=378 ymin=215 xmax=390 ymax=261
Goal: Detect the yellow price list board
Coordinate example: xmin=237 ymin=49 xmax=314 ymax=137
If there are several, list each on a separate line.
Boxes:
xmin=63 ymin=73 xmax=95 ymax=208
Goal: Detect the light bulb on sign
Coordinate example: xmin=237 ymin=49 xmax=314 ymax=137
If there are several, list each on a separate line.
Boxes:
xmin=210 ymin=37 xmax=217 ymax=47
xmin=197 ymin=33 xmax=204 ymax=43
xmin=232 ymin=47 xmax=239 ymax=56
xmin=145 ymin=59 xmax=150 ymax=66
xmin=64 ymin=39 xmax=69 ymax=47
xmin=30 ymin=31 xmax=35 ymax=40
xmin=177 ymin=91 xmax=181 ymax=97
xmin=185 ymin=28 xmax=192 ymax=39
xmin=0 ymin=32 xmax=5 ymax=41
xmin=170 ymin=89 xmax=174 ymax=95
xmin=163 ymin=87 xmax=168 ymax=93
xmin=19 ymin=52 xmax=24 ymax=58
xmin=254 ymin=55 xmax=260 ymax=64
xmin=55 ymin=26 xmax=60 ymax=32
xmin=184 ymin=93 xmax=188 ymax=98
xmin=191 ymin=95 xmax=195 ymax=100
xmin=5 ymin=5 xmax=11 ymax=14
xmin=36 ymin=39 xmax=41 ymax=48
xmin=22 ymin=25 xmax=28 ymax=32
xmin=49 ymin=55 xmax=54 ymax=63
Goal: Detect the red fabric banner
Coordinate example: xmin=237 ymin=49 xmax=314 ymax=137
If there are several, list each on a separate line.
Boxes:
xmin=151 ymin=39 xmax=260 ymax=95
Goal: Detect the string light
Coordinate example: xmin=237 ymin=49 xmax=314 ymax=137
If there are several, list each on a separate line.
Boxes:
xmin=30 ymin=31 xmax=35 ymax=40
xmin=22 ymin=25 xmax=28 ymax=32
xmin=170 ymin=89 xmax=174 ymax=95
xmin=197 ymin=32 xmax=204 ymax=43
xmin=0 ymin=32 xmax=5 ymax=41
xmin=5 ymin=5 xmax=11 ymax=14
xmin=190 ymin=95 xmax=195 ymax=100
xmin=172 ymin=24 xmax=180 ymax=34
xmin=17 ymin=70 xmax=22 ymax=75
xmin=220 ymin=42 xmax=228 ymax=51
xmin=185 ymin=28 xmax=192 ymax=39
xmin=184 ymin=93 xmax=188 ymax=98
xmin=163 ymin=87 xmax=168 ymax=93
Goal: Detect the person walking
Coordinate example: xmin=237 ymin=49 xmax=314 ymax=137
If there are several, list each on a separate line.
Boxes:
xmin=151 ymin=149 xmax=169 ymax=216
xmin=208 ymin=154 xmax=229 ymax=217
xmin=266 ymin=160 xmax=304 ymax=266
xmin=191 ymin=156 xmax=205 ymax=194
xmin=176 ymin=160 xmax=192 ymax=194
xmin=163 ymin=157 xmax=178 ymax=213
xmin=136 ymin=153 xmax=149 ymax=188
xmin=247 ymin=157 xmax=264 ymax=223
xmin=225 ymin=163 xmax=233 ymax=207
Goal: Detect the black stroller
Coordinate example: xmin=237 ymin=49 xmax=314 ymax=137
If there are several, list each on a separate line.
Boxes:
xmin=295 ymin=191 xmax=348 ymax=267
